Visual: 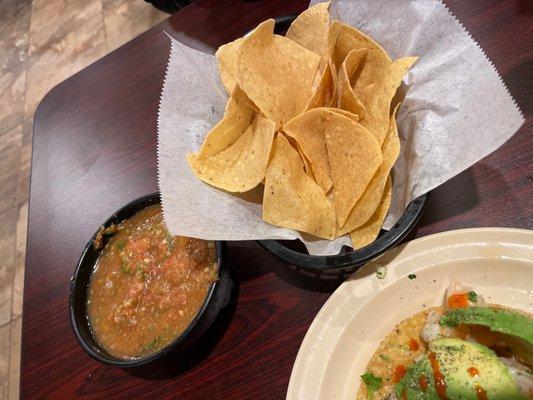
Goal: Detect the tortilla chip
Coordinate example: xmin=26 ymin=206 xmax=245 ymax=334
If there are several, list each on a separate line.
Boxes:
xmin=306 ymin=61 xmax=337 ymax=111
xmin=327 ymin=20 xmax=341 ymax=62
xmin=350 ymin=176 xmax=391 ymax=249
xmin=325 ymin=113 xmax=382 ymax=226
xmin=263 ymin=134 xmax=335 ymax=239
xmin=188 ymin=114 xmax=276 ymax=192
xmin=283 ymin=108 xmax=332 ymax=194
xmin=199 ymin=86 xmax=255 ymax=157
xmin=215 ymin=37 xmax=246 ymax=95
xmin=339 ymin=48 xmax=367 ymax=117
xmin=322 ymin=107 xmax=359 ymax=122
xmin=338 ymin=104 xmax=401 ymax=235
xmin=284 ymin=134 xmax=315 ymax=179
xmin=236 ymin=19 xmax=322 ymax=128
xmin=300 ymin=148 xmax=315 ymax=179
xmin=328 ymin=59 xmax=339 ymax=107
xmin=359 ymin=57 xmax=417 ymax=144
xmin=329 ymin=21 xmax=391 ymax=74
xmin=286 ymin=2 xmax=330 ymax=57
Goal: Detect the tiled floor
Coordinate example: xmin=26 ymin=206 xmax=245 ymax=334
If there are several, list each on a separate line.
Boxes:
xmin=0 ymin=0 xmax=167 ymax=397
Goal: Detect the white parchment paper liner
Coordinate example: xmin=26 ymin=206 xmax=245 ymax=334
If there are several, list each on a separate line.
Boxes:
xmin=157 ymin=0 xmax=524 ymax=255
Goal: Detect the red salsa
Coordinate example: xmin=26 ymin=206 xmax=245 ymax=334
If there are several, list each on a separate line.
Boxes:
xmin=87 ymin=205 xmax=217 ymax=359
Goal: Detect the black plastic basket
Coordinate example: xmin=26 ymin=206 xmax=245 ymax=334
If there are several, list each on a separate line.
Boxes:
xmin=258 ymin=194 xmax=428 ymax=278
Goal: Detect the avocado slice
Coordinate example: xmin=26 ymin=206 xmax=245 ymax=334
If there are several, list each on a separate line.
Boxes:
xmin=395 ymin=338 xmax=527 ymax=400
xmin=440 ymin=306 xmax=533 ymax=344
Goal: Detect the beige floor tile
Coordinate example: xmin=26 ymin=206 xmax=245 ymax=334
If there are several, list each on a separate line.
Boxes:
xmin=7 ymin=317 xmax=21 ymax=400
xmin=25 ymin=13 xmax=107 ymax=117
xmin=28 ymin=0 xmax=103 ymax=56
xmin=12 ymin=203 xmax=28 ymax=319
xmin=0 ymin=208 xmax=17 ymax=327
xmin=0 ymin=1 xmax=31 ymax=74
xmin=0 ymin=323 xmax=11 ymax=399
xmin=15 ymin=118 xmax=33 ymax=205
xmin=0 ymin=125 xmax=24 ymax=215
xmin=103 ymin=0 xmax=167 ymax=52
xmin=0 ymin=0 xmax=31 ymax=15
xmin=0 ymin=62 xmax=26 ymax=136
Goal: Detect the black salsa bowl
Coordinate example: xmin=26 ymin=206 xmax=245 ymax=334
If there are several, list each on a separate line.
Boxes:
xmin=69 ymin=193 xmax=233 ymax=368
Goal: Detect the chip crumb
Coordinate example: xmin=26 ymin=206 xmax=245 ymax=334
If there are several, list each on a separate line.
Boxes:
xmin=376 ymin=266 xmax=387 ymax=279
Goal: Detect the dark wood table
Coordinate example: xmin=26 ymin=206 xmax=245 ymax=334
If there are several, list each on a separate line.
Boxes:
xmin=21 ymin=0 xmax=532 ymax=398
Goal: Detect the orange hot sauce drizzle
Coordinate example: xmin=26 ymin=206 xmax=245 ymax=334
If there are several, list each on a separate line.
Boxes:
xmin=475 ymin=385 xmax=488 ymax=400
xmin=409 ymin=338 xmax=420 ymax=352
xmin=393 ymin=365 xmax=407 ymax=383
xmin=467 ymin=366 xmax=480 ymax=377
xmin=447 ymin=293 xmax=469 ymax=308
xmin=419 ymin=374 xmax=429 ymax=391
xmin=428 ymin=352 xmax=448 ymax=399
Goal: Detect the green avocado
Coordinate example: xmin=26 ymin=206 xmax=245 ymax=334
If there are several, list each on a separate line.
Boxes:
xmin=395 ymin=338 xmax=527 ymax=400
xmin=440 ymin=306 xmax=533 ymax=344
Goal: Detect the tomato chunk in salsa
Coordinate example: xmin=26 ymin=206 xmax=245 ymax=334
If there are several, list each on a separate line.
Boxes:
xmin=87 ymin=205 xmax=217 ymax=359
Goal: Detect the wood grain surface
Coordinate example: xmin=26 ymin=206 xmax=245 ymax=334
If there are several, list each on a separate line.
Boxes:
xmin=22 ymin=0 xmax=532 ymax=398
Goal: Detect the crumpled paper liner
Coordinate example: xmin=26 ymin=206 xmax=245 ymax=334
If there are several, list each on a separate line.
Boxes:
xmin=157 ymin=0 xmax=524 ymax=255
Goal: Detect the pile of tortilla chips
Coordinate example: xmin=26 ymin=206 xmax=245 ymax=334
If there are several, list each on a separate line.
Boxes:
xmin=187 ymin=2 xmax=417 ymax=249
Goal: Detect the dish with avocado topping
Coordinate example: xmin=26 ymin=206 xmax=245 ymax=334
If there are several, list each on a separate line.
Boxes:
xmin=357 ymin=282 xmax=533 ymax=400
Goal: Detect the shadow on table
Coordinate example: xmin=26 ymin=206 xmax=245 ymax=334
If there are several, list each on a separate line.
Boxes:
xmin=125 ymin=279 xmax=239 ymax=380
xmin=418 ymin=167 xmax=480 ymax=228
xmin=229 ymin=240 xmax=344 ymax=293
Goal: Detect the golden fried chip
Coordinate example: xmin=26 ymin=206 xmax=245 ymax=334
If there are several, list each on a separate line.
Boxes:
xmin=325 ymin=113 xmax=382 ymax=227
xmin=287 ymin=136 xmax=315 ymax=179
xmin=350 ymin=176 xmax=392 ymax=249
xmin=199 ymin=86 xmax=254 ymax=157
xmin=328 ymin=59 xmax=339 ymax=107
xmin=322 ymin=107 xmax=359 ymax=122
xmin=215 ymin=37 xmax=246 ymax=95
xmin=188 ymin=114 xmax=276 ymax=192
xmin=359 ymin=57 xmax=417 ymax=144
xmin=263 ymin=134 xmax=335 ymax=239
xmin=306 ymin=60 xmax=337 ymax=111
xmin=338 ymin=104 xmax=401 ymax=235
xmin=286 ymin=2 xmax=330 ymax=57
xmin=283 ymin=108 xmax=332 ymax=193
xmin=236 ymin=19 xmax=322 ymax=128
xmin=329 ymin=21 xmax=391 ymax=75
xmin=339 ymin=48 xmax=367 ymax=117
